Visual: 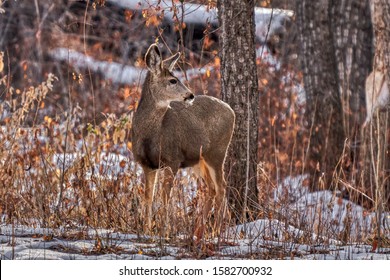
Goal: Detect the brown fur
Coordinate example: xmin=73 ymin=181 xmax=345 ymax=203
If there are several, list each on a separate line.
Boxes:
xmin=363 ymin=70 xmax=390 ymax=127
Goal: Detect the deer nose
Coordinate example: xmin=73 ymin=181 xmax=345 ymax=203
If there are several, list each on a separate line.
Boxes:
xmin=184 ymin=92 xmax=195 ymax=101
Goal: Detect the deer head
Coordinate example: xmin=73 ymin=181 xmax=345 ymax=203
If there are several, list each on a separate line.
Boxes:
xmin=144 ymin=44 xmax=194 ymax=108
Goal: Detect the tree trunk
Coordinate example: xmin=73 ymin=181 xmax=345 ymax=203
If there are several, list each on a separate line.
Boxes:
xmin=329 ymin=0 xmax=373 ymax=200
xmin=296 ymin=0 xmax=345 ymax=188
xmin=330 ymin=0 xmax=373 ymax=136
xmin=365 ymin=0 xmax=390 ymax=237
xmin=371 ymin=1 xmax=390 ymax=88
xmin=217 ymin=0 xmax=259 ymax=222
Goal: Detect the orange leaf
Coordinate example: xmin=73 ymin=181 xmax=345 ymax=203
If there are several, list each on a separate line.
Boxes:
xmin=371 ymin=238 xmax=378 ymax=252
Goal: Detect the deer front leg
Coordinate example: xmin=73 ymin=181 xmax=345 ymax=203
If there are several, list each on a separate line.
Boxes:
xmin=161 ymin=168 xmax=174 ymax=208
xmin=159 ymin=168 xmax=175 ymax=237
xmin=143 ymin=167 xmax=158 ymax=233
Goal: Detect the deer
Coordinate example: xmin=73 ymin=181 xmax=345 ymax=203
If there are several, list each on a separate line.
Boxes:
xmin=131 ymin=43 xmax=235 ymax=238
xmin=363 ymin=62 xmax=390 ymax=128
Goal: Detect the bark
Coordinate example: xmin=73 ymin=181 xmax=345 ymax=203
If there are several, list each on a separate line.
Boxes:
xmin=217 ymin=0 xmax=259 ymax=222
xmin=296 ymin=0 xmax=345 ymax=187
xmin=330 ymin=0 xmax=373 ymax=136
xmin=329 ymin=0 xmax=373 ymax=199
xmin=371 ymin=1 xmax=390 ymax=82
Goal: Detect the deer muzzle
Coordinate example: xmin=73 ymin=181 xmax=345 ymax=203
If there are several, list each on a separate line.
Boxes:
xmin=184 ymin=92 xmax=195 ymax=103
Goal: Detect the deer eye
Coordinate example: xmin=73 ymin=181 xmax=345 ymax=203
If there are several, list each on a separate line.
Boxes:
xmin=169 ymin=78 xmax=177 ymax=85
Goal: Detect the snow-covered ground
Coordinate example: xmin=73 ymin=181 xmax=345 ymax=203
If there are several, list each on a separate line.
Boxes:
xmin=0 ymin=219 xmax=388 ymax=260
xmin=1 ymin=174 xmax=389 ymax=260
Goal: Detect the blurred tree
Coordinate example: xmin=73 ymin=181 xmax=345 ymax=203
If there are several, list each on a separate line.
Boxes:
xmin=217 ymin=0 xmax=259 ymax=222
xmin=296 ymin=0 xmax=345 ymax=188
xmin=330 ymin=1 xmax=373 ymax=199
xmin=296 ymin=0 xmax=373 ymax=190
xmin=331 ymin=1 xmax=373 ymax=138
xmin=365 ymin=0 xmax=390 ymax=221
xmin=371 ymin=0 xmax=390 ymax=78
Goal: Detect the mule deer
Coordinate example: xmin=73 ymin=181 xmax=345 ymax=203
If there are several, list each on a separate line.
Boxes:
xmin=363 ymin=69 xmax=390 ymax=127
xmin=132 ymin=44 xmax=235 ymax=237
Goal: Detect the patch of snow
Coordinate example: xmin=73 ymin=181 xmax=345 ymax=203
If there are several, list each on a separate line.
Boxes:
xmin=281 ymin=72 xmax=306 ymax=105
xmin=49 ymin=48 xmax=144 ymax=85
xmin=50 ymin=48 xmax=210 ymax=86
xmin=274 ymin=174 xmax=310 ymax=203
xmin=108 ymin=0 xmax=293 ymax=43
xmin=257 ymin=45 xmax=281 ymax=69
xmin=274 ymin=175 xmax=390 ymax=241
xmin=292 ymin=190 xmax=381 ymax=240
xmin=228 ymin=218 xmax=340 ymax=245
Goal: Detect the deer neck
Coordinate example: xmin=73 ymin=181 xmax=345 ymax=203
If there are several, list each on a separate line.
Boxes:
xmin=138 ymin=73 xmax=169 ymax=110
xmin=135 ymin=84 xmax=169 ymax=135
xmin=137 ymin=93 xmax=169 ymax=117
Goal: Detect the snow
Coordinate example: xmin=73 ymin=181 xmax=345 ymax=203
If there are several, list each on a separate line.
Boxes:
xmin=50 ymin=48 xmax=211 ymax=86
xmin=50 ymin=48 xmax=145 ymax=85
xmin=274 ymin=175 xmax=389 ymax=241
xmin=50 ymin=1 xmax=294 ymax=87
xmin=1 ymin=175 xmax=389 ymax=260
xmin=1 ymin=220 xmax=388 ymax=260
xmin=108 ymin=0 xmax=293 ymax=42
xmin=111 ymin=0 xmax=219 ymax=25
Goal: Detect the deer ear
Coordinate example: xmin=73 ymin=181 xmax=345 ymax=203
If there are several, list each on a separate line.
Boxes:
xmin=164 ymin=52 xmax=181 ymax=71
xmin=145 ymin=44 xmax=162 ymax=73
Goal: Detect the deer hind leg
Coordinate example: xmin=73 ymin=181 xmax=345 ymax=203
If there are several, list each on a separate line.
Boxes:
xmin=201 ymin=158 xmax=227 ymax=236
xmin=193 ymin=161 xmax=214 ymax=240
xmin=193 ymin=157 xmax=229 ymax=240
xmin=143 ymin=167 xmax=158 ymax=233
xmin=206 ymin=162 xmax=228 ymax=237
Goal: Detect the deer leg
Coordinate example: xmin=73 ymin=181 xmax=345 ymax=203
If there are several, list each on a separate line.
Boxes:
xmin=210 ymin=166 xmax=228 ymax=236
xmin=160 ymin=168 xmax=174 ymax=236
xmin=193 ymin=160 xmax=216 ymax=240
xmin=199 ymin=156 xmax=229 ymax=238
xmin=203 ymin=174 xmax=217 ymax=235
xmin=161 ymin=168 xmax=174 ymax=209
xmin=143 ymin=167 xmax=158 ymax=233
